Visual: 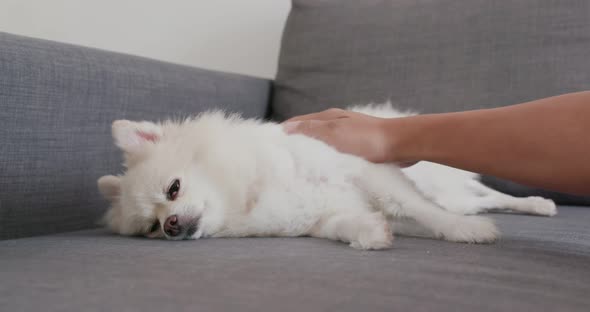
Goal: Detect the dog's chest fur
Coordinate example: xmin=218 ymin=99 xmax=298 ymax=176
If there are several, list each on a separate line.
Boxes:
xmin=212 ymin=131 xmax=373 ymax=238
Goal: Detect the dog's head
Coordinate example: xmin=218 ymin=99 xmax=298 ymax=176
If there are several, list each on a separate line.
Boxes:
xmin=98 ymin=119 xmax=227 ymax=240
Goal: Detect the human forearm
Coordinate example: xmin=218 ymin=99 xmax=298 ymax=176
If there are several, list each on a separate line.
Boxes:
xmin=387 ymin=91 xmax=590 ymax=195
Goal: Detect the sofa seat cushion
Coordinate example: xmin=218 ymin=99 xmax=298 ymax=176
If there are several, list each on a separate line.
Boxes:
xmin=1 ymin=206 xmax=589 ymax=311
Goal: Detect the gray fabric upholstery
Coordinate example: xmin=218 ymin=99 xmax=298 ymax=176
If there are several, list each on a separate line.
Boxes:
xmin=272 ymin=0 xmax=590 ymax=205
xmin=1 ymin=206 xmax=589 ymax=312
xmin=0 ymin=32 xmax=272 ymax=240
xmin=482 ymin=176 xmax=590 ymax=206
xmin=273 ymin=0 xmax=590 ymax=119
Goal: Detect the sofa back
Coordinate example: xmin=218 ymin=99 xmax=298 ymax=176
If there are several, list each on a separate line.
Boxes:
xmin=0 ymin=32 xmax=271 ymax=240
xmin=273 ymin=0 xmax=590 ymax=119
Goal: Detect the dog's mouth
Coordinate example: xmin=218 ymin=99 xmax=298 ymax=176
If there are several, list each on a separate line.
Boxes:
xmin=144 ymin=217 xmax=203 ymax=240
xmin=164 ymin=216 xmax=202 ymax=241
xmin=185 ymin=223 xmax=198 ymax=237
xmin=182 ymin=223 xmax=204 ymax=240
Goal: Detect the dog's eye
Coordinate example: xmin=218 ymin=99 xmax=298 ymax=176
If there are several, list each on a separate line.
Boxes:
xmin=149 ymin=220 xmax=160 ymax=233
xmin=167 ymin=179 xmax=180 ymax=201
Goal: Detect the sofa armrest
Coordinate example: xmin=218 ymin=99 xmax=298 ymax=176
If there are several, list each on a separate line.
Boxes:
xmin=0 ymin=32 xmax=272 ymax=240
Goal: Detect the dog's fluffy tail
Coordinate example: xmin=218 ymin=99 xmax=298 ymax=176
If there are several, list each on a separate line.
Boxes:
xmin=347 ymin=101 xmax=417 ymax=119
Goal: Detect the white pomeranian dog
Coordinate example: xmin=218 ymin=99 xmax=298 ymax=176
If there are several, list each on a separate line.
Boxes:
xmin=97 ymin=103 xmax=556 ymax=250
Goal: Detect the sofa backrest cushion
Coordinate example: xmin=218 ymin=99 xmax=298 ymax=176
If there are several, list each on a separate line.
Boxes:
xmin=273 ymin=0 xmax=590 ymax=119
xmin=0 ymin=32 xmax=271 ymax=239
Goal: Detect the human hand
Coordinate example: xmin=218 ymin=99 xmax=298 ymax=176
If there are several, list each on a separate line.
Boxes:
xmin=282 ymin=108 xmax=405 ymax=164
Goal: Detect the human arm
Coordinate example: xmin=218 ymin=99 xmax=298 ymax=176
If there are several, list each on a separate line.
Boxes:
xmin=283 ymin=91 xmax=590 ymax=195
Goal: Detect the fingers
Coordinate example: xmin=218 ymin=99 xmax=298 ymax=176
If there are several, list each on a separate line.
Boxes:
xmin=283 ymin=108 xmax=348 ymax=123
xmin=282 ymin=120 xmax=302 ymax=134
xmin=283 ymin=119 xmax=326 ymax=137
xmin=397 ymin=161 xmax=419 ymax=168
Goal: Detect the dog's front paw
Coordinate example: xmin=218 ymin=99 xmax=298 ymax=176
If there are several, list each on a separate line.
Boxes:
xmin=349 ymin=214 xmax=393 ymax=250
xmin=443 ymin=216 xmax=499 ymax=244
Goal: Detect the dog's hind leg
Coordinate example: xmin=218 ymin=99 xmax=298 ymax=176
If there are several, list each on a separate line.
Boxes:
xmin=357 ymin=164 xmax=499 ymax=243
xmin=448 ymin=180 xmax=557 ymax=216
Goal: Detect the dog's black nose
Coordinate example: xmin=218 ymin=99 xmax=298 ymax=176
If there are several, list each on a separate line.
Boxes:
xmin=164 ymin=215 xmax=181 ymax=237
xmin=163 ymin=215 xmax=200 ymax=239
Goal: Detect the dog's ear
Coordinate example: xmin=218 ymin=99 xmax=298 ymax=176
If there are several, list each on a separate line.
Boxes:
xmin=98 ymin=175 xmax=121 ymax=202
xmin=111 ymin=120 xmax=162 ymax=162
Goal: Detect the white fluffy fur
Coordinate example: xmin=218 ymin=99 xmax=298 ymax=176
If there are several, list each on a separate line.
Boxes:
xmin=98 ymin=103 xmax=557 ymax=250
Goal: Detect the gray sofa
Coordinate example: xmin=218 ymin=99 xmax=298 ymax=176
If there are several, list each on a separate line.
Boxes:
xmin=2 ymin=2 xmax=590 ymax=311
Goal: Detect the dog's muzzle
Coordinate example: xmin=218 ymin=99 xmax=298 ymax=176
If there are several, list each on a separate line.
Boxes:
xmin=163 ymin=215 xmax=200 ymax=239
